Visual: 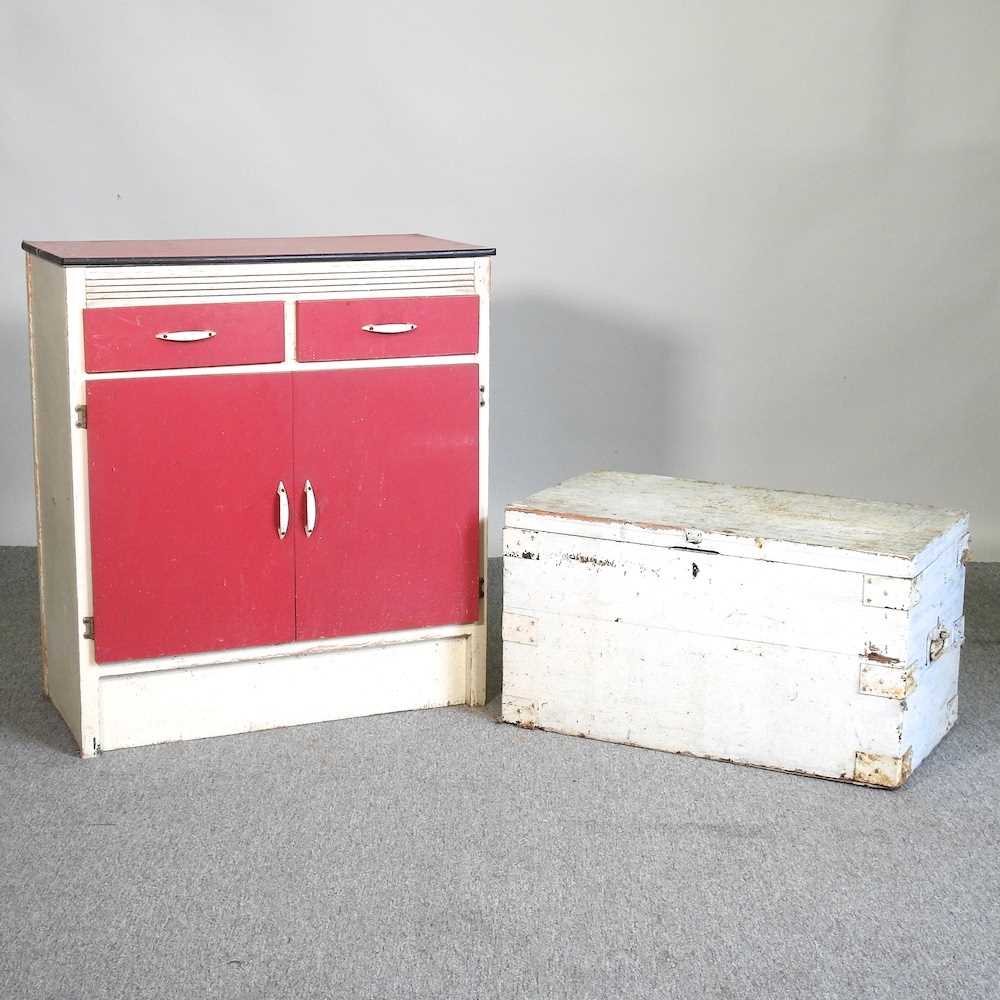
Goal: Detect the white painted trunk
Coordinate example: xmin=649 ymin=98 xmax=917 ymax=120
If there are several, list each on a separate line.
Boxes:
xmin=501 ymin=473 xmax=968 ymax=788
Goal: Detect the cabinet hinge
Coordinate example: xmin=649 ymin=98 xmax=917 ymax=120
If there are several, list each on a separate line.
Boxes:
xmin=479 ymin=576 xmax=485 ymax=599
xmin=74 ymin=404 xmax=87 ymax=429
xmin=479 ymin=385 xmax=486 ymax=408
xmin=82 ymin=616 xmax=95 ymax=640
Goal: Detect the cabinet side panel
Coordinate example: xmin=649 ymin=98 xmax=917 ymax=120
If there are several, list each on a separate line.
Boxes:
xmin=27 ymin=256 xmax=82 ymax=745
xmin=469 ymin=258 xmax=490 ymax=704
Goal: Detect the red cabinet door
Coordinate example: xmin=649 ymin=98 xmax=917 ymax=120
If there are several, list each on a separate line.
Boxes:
xmin=87 ymin=374 xmax=296 ymax=663
xmin=293 ymin=365 xmax=480 ymax=640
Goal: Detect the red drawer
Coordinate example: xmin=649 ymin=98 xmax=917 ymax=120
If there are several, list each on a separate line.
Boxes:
xmin=83 ymin=302 xmax=285 ymax=373
xmin=296 ymin=295 xmax=479 ymax=362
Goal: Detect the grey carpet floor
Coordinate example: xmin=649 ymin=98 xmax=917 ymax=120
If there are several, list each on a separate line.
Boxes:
xmin=1 ymin=547 xmax=998 ymax=1000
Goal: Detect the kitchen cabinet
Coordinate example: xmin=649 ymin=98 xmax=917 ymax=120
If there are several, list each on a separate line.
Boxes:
xmin=23 ymin=234 xmax=494 ymax=755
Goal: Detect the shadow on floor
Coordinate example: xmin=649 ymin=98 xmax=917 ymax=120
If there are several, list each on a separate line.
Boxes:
xmin=0 ymin=546 xmax=78 ymax=755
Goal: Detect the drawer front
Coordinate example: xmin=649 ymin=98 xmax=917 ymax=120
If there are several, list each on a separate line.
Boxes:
xmin=296 ymin=295 xmax=479 ymax=362
xmin=83 ymin=301 xmax=285 ymax=373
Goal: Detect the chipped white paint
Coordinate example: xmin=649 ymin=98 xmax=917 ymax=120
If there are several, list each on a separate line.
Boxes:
xmin=506 ymin=472 xmax=969 ymax=577
xmin=502 ymin=473 xmax=968 ymax=787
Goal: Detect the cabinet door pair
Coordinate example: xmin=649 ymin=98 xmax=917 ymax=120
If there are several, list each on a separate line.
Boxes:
xmin=86 ymin=365 xmax=480 ymax=663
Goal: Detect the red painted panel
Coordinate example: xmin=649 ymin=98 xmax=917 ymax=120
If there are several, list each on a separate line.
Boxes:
xmin=87 ymin=374 xmax=295 ymax=663
xmin=296 ymin=296 xmax=479 ymax=362
xmin=294 ymin=365 xmax=480 ymax=640
xmin=84 ymin=301 xmax=285 ymax=373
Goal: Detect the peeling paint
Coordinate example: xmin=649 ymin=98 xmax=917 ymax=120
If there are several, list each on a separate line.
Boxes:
xmin=565 ymin=553 xmax=615 ymax=568
xmin=863 ymin=645 xmax=901 ymax=665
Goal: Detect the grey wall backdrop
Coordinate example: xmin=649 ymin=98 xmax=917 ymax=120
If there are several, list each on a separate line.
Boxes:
xmin=2 ymin=1 xmax=999 ymax=556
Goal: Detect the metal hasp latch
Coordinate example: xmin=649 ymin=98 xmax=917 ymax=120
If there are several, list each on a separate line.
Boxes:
xmin=82 ymin=616 xmax=95 ymax=640
xmin=929 ymin=626 xmax=950 ymax=662
xmin=74 ymin=404 xmax=87 ymax=429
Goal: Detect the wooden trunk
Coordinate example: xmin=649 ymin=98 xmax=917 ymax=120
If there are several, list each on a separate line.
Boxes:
xmin=501 ymin=472 xmax=969 ymax=787
xmin=24 ymin=234 xmax=494 ymax=756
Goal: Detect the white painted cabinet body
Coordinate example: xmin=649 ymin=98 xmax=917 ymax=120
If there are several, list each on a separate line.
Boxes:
xmin=501 ymin=473 xmax=969 ymax=787
xmin=25 ymin=234 xmax=494 ymax=756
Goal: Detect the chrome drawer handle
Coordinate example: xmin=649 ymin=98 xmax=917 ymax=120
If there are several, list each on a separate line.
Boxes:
xmin=276 ymin=481 xmax=289 ymax=539
xmin=155 ymin=329 xmax=217 ymax=342
xmin=304 ymin=480 xmax=316 ymax=537
xmin=362 ymin=323 xmax=417 ymax=335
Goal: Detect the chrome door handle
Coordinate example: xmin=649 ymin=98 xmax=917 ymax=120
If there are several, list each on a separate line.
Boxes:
xmin=155 ymin=329 xmax=217 ymax=342
xmin=362 ymin=323 xmax=417 ymax=334
xmin=304 ymin=480 xmax=316 ymax=537
xmin=277 ymin=481 xmax=289 ymax=539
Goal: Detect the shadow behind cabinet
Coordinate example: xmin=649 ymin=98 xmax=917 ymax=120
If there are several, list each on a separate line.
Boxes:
xmin=24 ymin=235 xmax=494 ymax=755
